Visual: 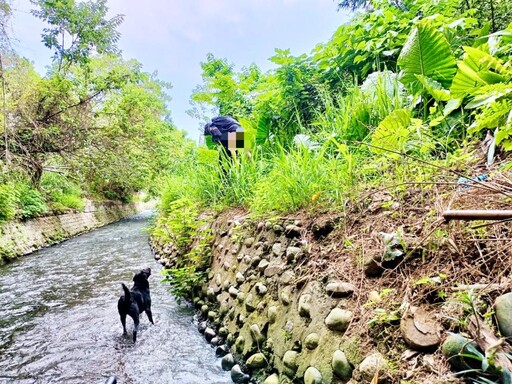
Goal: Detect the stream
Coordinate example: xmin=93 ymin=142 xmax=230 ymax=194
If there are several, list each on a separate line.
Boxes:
xmin=0 ymin=212 xmax=231 ymax=384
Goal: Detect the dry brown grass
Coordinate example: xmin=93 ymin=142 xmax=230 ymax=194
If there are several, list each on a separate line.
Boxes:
xmin=279 ymin=160 xmax=512 ymax=383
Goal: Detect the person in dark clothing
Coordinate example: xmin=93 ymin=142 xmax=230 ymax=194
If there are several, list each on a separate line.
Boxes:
xmin=203 ymin=116 xmax=245 ymax=159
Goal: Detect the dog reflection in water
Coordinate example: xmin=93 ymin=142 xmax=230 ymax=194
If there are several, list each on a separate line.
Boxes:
xmin=117 ymin=268 xmax=154 ymax=342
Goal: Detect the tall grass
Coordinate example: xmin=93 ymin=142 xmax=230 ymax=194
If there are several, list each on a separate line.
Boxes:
xmin=222 ymin=150 xmax=262 ymax=207
xmin=313 ymin=72 xmax=406 ymax=144
xmin=156 ymin=71 xmax=442 ymax=218
xmin=249 ymin=144 xmax=351 ymax=215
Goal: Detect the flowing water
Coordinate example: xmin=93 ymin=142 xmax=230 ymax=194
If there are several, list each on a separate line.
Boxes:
xmin=0 ymin=212 xmax=231 ymax=384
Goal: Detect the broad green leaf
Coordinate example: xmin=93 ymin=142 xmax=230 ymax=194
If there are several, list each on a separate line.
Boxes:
xmin=466 ymin=87 xmax=512 ymax=109
xmin=503 ymin=141 xmax=512 ymax=151
xmin=416 ymin=75 xmax=451 ymax=101
xmin=398 ymin=21 xmax=457 ymax=92
xmin=450 ymin=61 xmax=487 ymax=98
xmin=443 ymin=98 xmax=463 ymax=116
xmin=451 ymin=46 xmax=511 ymax=98
xmin=371 ymin=109 xmax=412 ymax=158
xmin=496 ymin=126 xmax=512 ymax=145
xmin=464 ymin=46 xmax=508 ymax=74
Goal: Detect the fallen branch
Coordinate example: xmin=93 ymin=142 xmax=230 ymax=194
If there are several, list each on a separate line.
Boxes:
xmin=443 ymin=210 xmax=512 ymax=221
xmin=450 ymin=284 xmax=503 ymax=292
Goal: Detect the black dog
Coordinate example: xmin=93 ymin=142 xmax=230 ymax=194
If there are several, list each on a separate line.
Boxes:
xmin=117 ymin=268 xmax=154 ymax=342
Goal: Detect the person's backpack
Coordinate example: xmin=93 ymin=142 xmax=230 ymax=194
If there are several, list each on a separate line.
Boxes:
xmin=204 ymin=116 xmax=243 ymax=145
xmin=210 ymin=116 xmax=241 ymax=133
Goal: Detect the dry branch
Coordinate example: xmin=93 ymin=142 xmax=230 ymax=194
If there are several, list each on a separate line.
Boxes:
xmin=443 ymin=210 xmax=512 ymax=221
xmin=450 ymin=284 xmax=504 ymax=291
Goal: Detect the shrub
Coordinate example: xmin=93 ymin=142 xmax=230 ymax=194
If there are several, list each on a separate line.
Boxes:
xmin=0 ymin=184 xmax=17 ymax=222
xmin=17 ymin=183 xmax=48 ymax=219
xmin=40 ymin=172 xmax=85 ymax=212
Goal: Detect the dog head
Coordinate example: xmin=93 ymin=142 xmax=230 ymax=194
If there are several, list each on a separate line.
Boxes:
xmin=133 ymin=268 xmax=151 ymax=284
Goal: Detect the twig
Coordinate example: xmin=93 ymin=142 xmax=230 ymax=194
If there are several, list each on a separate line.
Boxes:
xmin=471 ymin=217 xmax=512 ymax=229
xmin=350 ymin=140 xmax=512 ymax=198
xmin=450 ymin=284 xmax=503 ymax=291
xmin=468 ymin=238 xmax=512 ymax=241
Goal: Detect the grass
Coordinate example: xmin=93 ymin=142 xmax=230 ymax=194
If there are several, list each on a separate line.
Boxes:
xmin=154 ymin=72 xmax=472 ymax=222
xmin=194 ymin=81 xmax=471 ymax=223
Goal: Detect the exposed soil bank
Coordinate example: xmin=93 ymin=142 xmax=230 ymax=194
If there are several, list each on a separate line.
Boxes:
xmin=0 ymin=199 xmax=155 ymax=263
xmin=153 ymin=181 xmax=512 ymax=384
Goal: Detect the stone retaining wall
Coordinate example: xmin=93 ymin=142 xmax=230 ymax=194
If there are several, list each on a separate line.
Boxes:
xmin=155 ymin=212 xmax=364 ymax=384
xmin=154 ymin=210 xmax=512 ymax=384
xmin=0 ymin=200 xmax=141 ymax=263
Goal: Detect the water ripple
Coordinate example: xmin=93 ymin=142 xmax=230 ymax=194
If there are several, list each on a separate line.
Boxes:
xmin=0 ymin=213 xmax=231 ymax=384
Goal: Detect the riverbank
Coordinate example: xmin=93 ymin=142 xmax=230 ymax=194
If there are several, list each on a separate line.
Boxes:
xmin=151 ymin=179 xmax=512 ymax=383
xmin=0 ymin=199 xmax=155 ymax=263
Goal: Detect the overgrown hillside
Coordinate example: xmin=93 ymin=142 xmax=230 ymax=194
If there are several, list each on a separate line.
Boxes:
xmin=0 ymin=0 xmax=193 ymax=224
xmin=151 ymin=0 xmax=512 ymax=383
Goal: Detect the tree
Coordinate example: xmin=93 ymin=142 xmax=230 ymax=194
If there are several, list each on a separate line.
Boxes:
xmin=30 ymin=0 xmax=123 ymax=71
xmin=0 ymin=0 xmax=11 ymax=49
xmin=189 ymin=53 xmax=261 ymax=122
xmin=72 ymin=56 xmax=187 ymax=200
xmin=336 ymin=0 xmax=407 ymax=11
xmin=458 ymin=0 xmax=511 ymax=32
xmin=336 ymin=0 xmax=372 ymax=11
xmin=0 ymin=1 xmax=12 ymax=165
xmin=0 ymin=0 xmax=126 ymax=183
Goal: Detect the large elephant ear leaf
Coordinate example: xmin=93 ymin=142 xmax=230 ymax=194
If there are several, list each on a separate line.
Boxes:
xmin=416 ymin=75 xmax=450 ymax=101
xmin=255 ymin=116 xmax=271 ymax=146
xmin=450 ymin=46 xmax=511 ymax=99
xmin=371 ymin=109 xmax=412 ymax=158
xmin=398 ymin=21 xmax=457 ymax=93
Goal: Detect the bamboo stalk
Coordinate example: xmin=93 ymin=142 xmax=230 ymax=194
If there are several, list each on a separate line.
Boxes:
xmin=443 ymin=210 xmax=512 ymax=221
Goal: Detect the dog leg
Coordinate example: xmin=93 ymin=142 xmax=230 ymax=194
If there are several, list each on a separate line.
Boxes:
xmin=120 ymin=313 xmax=127 ymax=336
xmin=146 ymin=307 xmax=154 ymax=324
xmin=133 ymin=315 xmax=139 ymax=342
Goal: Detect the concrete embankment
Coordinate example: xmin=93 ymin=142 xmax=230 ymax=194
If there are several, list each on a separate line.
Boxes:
xmin=0 ymin=199 xmax=154 ymax=263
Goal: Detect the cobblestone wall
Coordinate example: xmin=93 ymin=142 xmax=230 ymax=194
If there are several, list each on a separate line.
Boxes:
xmin=0 ymin=200 xmax=139 ymax=263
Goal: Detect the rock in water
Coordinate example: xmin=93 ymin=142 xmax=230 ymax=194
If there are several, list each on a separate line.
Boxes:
xmin=231 ymin=364 xmax=250 ymax=384
xmin=221 ymin=353 xmax=235 ymax=371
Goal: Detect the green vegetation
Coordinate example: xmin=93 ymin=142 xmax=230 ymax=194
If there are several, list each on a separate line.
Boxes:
xmin=2 ymin=0 xmax=509 ymax=225
xmin=155 ymin=198 xmax=213 ymax=302
xmin=0 ymin=0 xmax=193 ymax=222
xmin=151 ymin=2 xmax=512 ymax=342
xmin=156 ymin=0 xmax=511 ymax=219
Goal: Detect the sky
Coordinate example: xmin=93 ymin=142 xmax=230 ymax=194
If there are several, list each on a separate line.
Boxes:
xmin=10 ymin=0 xmax=350 ymax=141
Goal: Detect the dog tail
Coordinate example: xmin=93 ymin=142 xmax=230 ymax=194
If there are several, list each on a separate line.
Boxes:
xmin=121 ymin=283 xmax=131 ymax=301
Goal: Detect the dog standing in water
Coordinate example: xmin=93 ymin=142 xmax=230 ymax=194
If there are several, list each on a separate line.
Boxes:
xmin=118 ymin=268 xmax=154 ymax=342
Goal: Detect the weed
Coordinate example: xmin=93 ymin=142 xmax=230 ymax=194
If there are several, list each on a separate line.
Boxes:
xmin=161 ymin=266 xmax=206 ymax=304
xmin=0 ymin=184 xmax=17 ymax=222
xmin=17 ymin=183 xmax=48 ymax=219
